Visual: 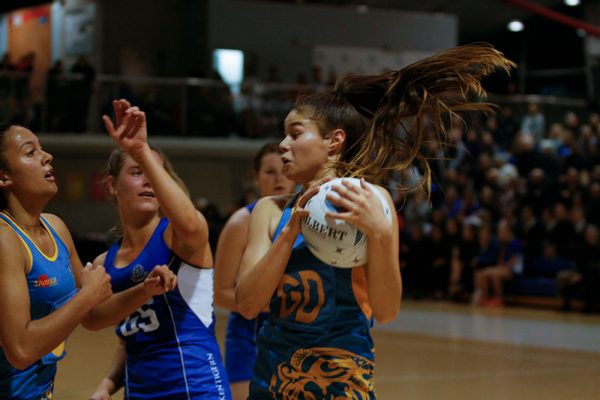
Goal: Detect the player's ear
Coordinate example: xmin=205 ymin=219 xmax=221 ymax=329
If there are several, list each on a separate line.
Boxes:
xmin=0 ymin=170 xmax=12 ymax=189
xmin=328 ymin=129 xmax=346 ymax=156
xmin=106 ymin=175 xmax=117 ymax=197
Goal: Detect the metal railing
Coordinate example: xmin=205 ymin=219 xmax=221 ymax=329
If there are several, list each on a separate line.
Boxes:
xmin=0 ymin=70 xmax=592 ymax=137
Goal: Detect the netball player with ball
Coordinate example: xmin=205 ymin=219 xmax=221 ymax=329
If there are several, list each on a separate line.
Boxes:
xmin=235 ymin=44 xmax=515 ymax=399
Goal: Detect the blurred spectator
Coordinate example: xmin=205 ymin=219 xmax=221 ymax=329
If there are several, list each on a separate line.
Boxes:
xmin=14 ymin=52 xmax=35 ymax=101
xmin=187 ymin=71 xmax=237 ymax=137
xmin=46 ymin=60 xmax=68 ymax=132
xmin=515 ymin=205 xmax=545 ymax=259
xmin=520 ymin=102 xmax=545 ymax=143
xmin=442 ymin=186 xmax=463 ymax=219
xmin=522 ymin=168 xmax=554 ymax=216
xmin=0 ymin=53 xmax=16 ymax=98
xmin=70 ymin=55 xmax=96 ymax=132
xmin=496 ymin=106 xmax=518 ymax=149
xmin=544 ymin=202 xmax=576 ymax=258
xmin=556 ymin=225 xmax=600 ymax=312
xmin=0 ymin=53 xmax=15 ymax=71
xmin=449 ymin=222 xmax=479 ymax=299
xmin=429 ymin=225 xmax=451 ymax=299
xmin=402 ymin=190 xmax=431 ymax=231
xmin=586 ymin=182 xmax=600 ymax=226
xmin=194 ymin=197 xmax=225 ymax=253
xmin=402 ymin=225 xmax=432 ymax=299
xmin=473 ymin=222 xmax=522 ymax=307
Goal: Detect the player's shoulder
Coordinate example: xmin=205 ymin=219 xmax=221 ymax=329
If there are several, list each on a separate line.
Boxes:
xmin=0 ymin=219 xmax=29 ymax=266
xmin=93 ymin=251 xmax=108 ymax=267
xmin=227 ymin=206 xmax=252 ymax=226
xmin=255 ymin=193 xmax=297 ymax=214
xmin=41 ymin=213 xmax=69 ymax=232
xmin=368 ymin=183 xmax=393 ymax=202
xmin=0 ymin=219 xmax=21 ymax=245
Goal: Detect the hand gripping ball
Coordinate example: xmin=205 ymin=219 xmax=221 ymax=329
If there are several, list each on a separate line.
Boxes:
xmin=301 ymin=178 xmax=392 ymax=268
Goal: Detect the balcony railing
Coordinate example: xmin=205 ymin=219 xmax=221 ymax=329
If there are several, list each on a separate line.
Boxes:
xmin=0 ymin=70 xmax=589 ymax=137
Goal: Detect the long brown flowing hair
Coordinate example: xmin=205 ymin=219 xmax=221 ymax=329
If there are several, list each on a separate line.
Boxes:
xmin=294 ymin=43 xmax=515 ymax=193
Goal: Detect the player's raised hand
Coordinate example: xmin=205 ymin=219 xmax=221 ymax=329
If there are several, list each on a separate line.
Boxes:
xmin=102 ymin=99 xmax=148 ymax=157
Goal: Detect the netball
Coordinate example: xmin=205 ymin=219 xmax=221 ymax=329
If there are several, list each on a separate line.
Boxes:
xmin=301 ymin=177 xmax=392 ymax=268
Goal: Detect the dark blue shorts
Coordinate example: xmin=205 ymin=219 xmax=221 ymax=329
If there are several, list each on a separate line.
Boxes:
xmin=224 ymin=312 xmax=267 ymax=383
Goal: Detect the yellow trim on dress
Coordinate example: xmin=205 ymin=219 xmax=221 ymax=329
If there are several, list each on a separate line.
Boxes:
xmin=0 ymin=215 xmax=33 ymax=273
xmin=0 ymin=211 xmax=58 ymax=262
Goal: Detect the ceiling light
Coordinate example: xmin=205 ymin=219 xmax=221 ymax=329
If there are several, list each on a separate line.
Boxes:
xmin=564 ymin=0 xmax=580 ymax=6
xmin=507 ymin=19 xmax=524 ymax=32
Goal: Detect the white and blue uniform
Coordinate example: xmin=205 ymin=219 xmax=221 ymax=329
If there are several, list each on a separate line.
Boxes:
xmin=104 ymin=218 xmax=231 ymax=400
xmin=0 ymin=212 xmax=77 ymax=400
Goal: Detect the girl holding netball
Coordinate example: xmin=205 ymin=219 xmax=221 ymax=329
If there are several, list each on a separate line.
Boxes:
xmin=235 ymin=44 xmax=515 ymax=398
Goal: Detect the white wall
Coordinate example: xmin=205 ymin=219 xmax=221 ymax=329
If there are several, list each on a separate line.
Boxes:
xmin=209 ymin=0 xmax=457 ymax=81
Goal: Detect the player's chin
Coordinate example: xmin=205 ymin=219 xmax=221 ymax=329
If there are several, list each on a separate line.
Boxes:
xmin=272 ymin=187 xmax=290 ymax=196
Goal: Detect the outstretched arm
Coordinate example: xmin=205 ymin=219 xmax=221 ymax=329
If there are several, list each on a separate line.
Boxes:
xmin=45 ymin=215 xmax=176 ymax=331
xmin=236 ymin=183 xmax=323 ymax=319
xmin=235 ymin=198 xmax=293 ymax=319
xmin=103 ymin=99 xmax=209 ymax=254
xmin=326 ymin=180 xmax=401 ymax=323
xmin=214 ymin=207 xmax=250 ymax=311
xmin=0 ymin=226 xmax=112 ymax=369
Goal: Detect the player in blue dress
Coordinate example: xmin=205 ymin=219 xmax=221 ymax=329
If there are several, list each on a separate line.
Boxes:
xmin=235 ymin=44 xmax=514 ymax=398
xmin=89 ymin=100 xmax=231 ymax=400
xmin=214 ymin=143 xmax=295 ymax=400
xmin=0 ymin=123 xmax=176 ymax=399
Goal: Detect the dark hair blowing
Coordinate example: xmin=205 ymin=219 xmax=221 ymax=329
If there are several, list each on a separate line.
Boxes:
xmin=252 ymin=142 xmax=281 ymax=173
xmin=294 ymin=43 xmax=515 ymax=193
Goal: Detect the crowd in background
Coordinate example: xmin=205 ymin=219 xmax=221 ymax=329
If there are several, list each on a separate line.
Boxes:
xmin=0 ymin=52 xmax=96 ymax=133
xmin=2 ymin=50 xmax=598 ymax=313
xmin=397 ymin=103 xmax=600 ymax=312
xmin=190 ymin=101 xmax=600 ymax=314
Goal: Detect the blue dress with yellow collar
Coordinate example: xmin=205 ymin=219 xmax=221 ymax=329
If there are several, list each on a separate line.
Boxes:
xmin=0 ymin=212 xmax=77 ymax=400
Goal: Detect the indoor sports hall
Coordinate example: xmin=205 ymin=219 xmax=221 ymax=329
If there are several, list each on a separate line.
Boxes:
xmin=1 ymin=0 xmax=600 ymax=399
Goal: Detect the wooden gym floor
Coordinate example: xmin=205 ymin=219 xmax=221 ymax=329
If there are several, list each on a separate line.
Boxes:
xmin=54 ymin=301 xmax=600 ymax=399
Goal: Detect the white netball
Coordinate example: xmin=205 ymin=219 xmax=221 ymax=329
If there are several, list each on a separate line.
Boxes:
xmin=301 ymin=177 xmax=393 ymax=268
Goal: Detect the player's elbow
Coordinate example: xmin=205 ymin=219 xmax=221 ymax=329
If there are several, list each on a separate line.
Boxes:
xmin=5 ymin=345 xmax=36 ymax=370
xmin=80 ymin=311 xmax=110 ymax=331
xmin=81 ymin=318 xmax=104 ymax=331
xmin=235 ymin=294 xmax=260 ymax=319
xmin=236 ymin=301 xmax=261 ymax=320
xmin=374 ymin=312 xmax=397 ymax=324
xmin=373 ymin=304 xmax=400 ymax=324
xmin=238 ymin=308 xmax=259 ymax=320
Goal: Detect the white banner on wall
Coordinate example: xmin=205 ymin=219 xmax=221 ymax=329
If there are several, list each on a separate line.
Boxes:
xmin=313 ymin=45 xmax=433 ymax=77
